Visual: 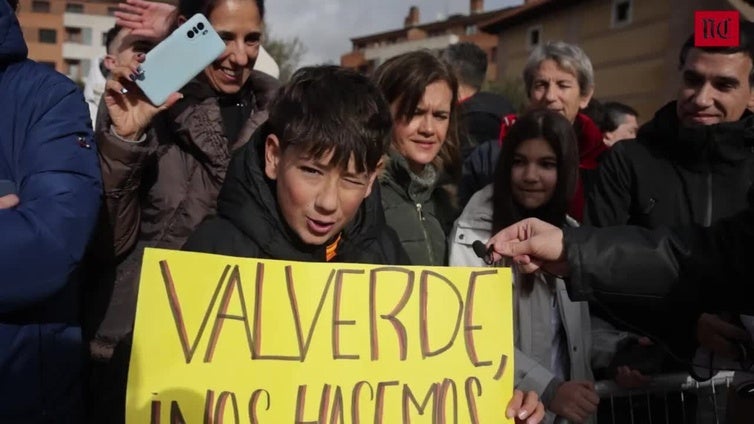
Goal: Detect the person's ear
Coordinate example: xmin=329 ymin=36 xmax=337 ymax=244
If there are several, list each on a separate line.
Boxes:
xmin=579 ymin=85 xmax=595 ymax=110
xmin=264 ymin=134 xmax=282 ymax=180
xmin=103 ymin=54 xmax=117 ymax=72
xmin=747 ymin=87 xmax=754 ymax=111
xmin=363 ymin=158 xmax=384 ymax=198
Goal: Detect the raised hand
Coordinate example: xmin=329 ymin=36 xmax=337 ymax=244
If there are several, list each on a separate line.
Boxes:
xmin=103 ymin=53 xmax=182 ymax=140
xmin=115 ymin=0 xmax=178 ymax=40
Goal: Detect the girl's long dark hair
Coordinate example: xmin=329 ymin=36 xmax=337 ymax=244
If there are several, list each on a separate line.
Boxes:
xmin=492 ymin=109 xmax=579 ymax=234
xmin=492 ymin=110 xmax=578 ymax=290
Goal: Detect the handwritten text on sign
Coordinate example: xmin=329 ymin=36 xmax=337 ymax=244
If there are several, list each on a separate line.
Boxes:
xmin=127 ymin=248 xmax=514 ymax=423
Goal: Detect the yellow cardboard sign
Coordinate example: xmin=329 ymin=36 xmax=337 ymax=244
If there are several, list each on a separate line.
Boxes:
xmin=127 ymin=248 xmax=514 ymax=423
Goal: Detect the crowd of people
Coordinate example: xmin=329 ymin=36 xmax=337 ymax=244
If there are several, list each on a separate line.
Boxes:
xmin=2 ymin=0 xmax=754 ymax=422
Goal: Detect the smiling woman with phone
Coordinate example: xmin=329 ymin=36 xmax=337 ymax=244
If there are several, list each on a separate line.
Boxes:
xmin=89 ymin=0 xmax=279 ymax=412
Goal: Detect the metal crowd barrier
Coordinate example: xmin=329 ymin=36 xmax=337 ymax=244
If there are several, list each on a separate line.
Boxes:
xmin=594 ymin=371 xmax=735 ymax=424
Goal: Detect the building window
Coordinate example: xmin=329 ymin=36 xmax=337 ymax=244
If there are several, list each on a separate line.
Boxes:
xmin=66 ymin=59 xmax=81 ymax=80
xmin=489 ymin=46 xmax=498 ymax=63
xmin=81 ymin=27 xmax=93 ymax=45
xmin=66 ymin=3 xmax=84 ymax=13
xmin=527 ymin=25 xmax=542 ymax=50
xmin=612 ymin=0 xmax=633 ymax=27
xmin=31 ymin=0 xmax=50 ymax=12
xmin=465 ymin=25 xmax=477 ymax=36
xmin=39 ymin=29 xmax=57 ymax=44
xmin=65 ymin=27 xmax=82 ymax=43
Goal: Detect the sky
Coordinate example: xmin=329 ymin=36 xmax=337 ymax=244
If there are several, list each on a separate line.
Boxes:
xmin=264 ymin=0 xmax=522 ymax=66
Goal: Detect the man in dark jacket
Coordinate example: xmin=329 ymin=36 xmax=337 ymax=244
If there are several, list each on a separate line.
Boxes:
xmin=484 ymin=190 xmax=754 ymax=316
xmin=441 ymin=42 xmax=516 ymax=159
xmin=0 ymin=0 xmax=102 ymax=421
xmin=585 ymin=23 xmax=754 ymax=373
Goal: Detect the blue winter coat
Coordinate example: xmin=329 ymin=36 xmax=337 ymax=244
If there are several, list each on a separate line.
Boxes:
xmin=0 ymin=2 xmax=102 ymax=422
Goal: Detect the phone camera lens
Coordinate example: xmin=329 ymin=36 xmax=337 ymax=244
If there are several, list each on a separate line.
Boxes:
xmin=187 ymin=30 xmax=195 ymax=38
xmin=197 ymin=22 xmax=205 ymax=30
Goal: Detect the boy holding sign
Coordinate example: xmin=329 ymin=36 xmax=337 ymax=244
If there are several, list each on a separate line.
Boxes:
xmin=100 ymin=66 xmax=543 ymax=423
xmin=184 ymin=65 xmax=544 ymax=423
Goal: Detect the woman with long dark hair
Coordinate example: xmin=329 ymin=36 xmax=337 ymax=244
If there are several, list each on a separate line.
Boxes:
xmin=449 ymin=109 xmax=602 ymax=423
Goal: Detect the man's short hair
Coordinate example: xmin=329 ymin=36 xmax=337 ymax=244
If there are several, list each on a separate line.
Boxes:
xmin=266 ymin=66 xmax=392 ymax=174
xmin=441 ymin=41 xmax=488 ymax=90
xmin=601 ymin=101 xmax=638 ymax=133
xmin=678 ymin=20 xmax=754 ymax=86
xmin=523 ymin=41 xmax=594 ymax=97
xmin=104 ymin=25 xmax=123 ymax=54
xmin=7 ymin=0 xmax=19 ymax=11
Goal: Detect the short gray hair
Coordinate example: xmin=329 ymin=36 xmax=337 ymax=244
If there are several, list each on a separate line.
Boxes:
xmin=523 ymin=41 xmax=594 ymax=97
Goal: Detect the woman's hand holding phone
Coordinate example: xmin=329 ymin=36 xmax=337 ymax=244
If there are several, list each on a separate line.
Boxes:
xmin=104 ymin=52 xmax=182 ymax=141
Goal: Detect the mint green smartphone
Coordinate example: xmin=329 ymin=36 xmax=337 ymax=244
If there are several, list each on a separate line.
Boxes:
xmin=135 ymin=13 xmax=225 ymax=105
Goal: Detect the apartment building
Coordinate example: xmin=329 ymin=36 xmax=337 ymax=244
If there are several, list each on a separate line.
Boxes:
xmin=16 ymin=0 xmax=117 ymax=83
xmin=340 ymin=0 xmax=509 ymax=81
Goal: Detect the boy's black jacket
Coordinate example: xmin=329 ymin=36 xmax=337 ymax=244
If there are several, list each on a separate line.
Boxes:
xmin=184 ymin=124 xmax=410 ymax=265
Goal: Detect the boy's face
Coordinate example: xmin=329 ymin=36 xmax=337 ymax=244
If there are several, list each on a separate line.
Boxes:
xmin=265 ymin=135 xmax=379 ymax=246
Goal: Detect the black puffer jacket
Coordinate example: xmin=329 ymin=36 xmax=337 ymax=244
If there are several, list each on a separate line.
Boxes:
xmin=184 ymin=124 xmax=409 ymax=265
xmin=458 ymin=91 xmax=515 ymax=158
xmin=584 ymin=101 xmax=754 ymax=359
xmin=586 ymin=101 xmax=754 ymax=228
xmin=566 ymin=187 xmax=754 ymax=315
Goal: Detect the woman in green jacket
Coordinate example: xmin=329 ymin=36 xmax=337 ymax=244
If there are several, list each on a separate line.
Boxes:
xmin=373 ymin=50 xmax=462 ymax=265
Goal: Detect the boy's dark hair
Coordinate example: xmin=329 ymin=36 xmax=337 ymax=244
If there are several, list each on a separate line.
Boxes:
xmin=104 ymin=25 xmax=123 ymax=54
xmin=373 ymin=49 xmax=462 ymax=180
xmin=679 ymin=20 xmax=754 ymax=85
xmin=602 ymin=101 xmax=638 ymax=133
xmin=179 ymin=0 xmax=264 ymax=20
xmin=7 ymin=0 xmax=19 ymax=12
xmin=492 ymin=109 xmax=579 ymax=234
xmin=266 ymin=65 xmax=393 ymax=174
xmin=441 ymin=41 xmax=488 ymax=90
